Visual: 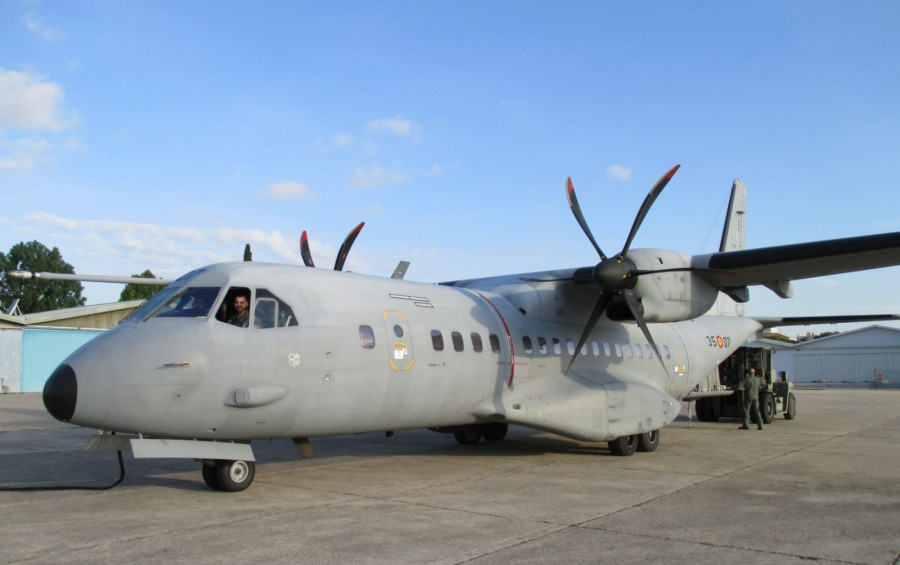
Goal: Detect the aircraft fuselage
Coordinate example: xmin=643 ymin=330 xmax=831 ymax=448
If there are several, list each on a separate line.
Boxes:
xmin=45 ymin=261 xmax=761 ymax=444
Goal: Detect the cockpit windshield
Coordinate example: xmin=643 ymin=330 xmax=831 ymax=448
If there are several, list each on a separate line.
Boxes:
xmin=151 ymin=287 xmax=221 ymax=319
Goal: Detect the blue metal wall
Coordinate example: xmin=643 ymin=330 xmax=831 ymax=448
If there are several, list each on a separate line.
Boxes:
xmin=21 ymin=328 xmax=104 ymax=392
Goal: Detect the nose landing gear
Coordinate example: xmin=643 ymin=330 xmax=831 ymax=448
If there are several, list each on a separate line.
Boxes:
xmin=201 ymin=459 xmax=256 ymax=492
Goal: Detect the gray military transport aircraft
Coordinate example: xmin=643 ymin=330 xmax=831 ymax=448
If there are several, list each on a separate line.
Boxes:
xmin=30 ymin=165 xmax=900 ymax=491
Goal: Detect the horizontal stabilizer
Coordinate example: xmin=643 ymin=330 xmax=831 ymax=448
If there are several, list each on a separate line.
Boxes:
xmin=755 ymin=314 xmax=900 ymax=329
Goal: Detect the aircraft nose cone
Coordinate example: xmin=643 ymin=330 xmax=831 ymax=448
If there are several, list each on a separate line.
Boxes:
xmin=43 ymin=364 xmax=77 ymax=422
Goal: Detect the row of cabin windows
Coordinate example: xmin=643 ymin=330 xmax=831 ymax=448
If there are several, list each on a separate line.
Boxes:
xmin=358 ymin=325 xmax=671 ymax=360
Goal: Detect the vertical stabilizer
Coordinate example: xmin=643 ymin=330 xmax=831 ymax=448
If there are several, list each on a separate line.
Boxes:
xmin=710 ymin=179 xmax=747 ymax=316
xmin=719 ymin=179 xmax=746 ymax=252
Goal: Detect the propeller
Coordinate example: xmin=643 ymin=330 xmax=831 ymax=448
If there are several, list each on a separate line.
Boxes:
xmin=300 ymin=222 xmax=365 ymax=271
xmin=564 ymin=165 xmax=680 ymax=376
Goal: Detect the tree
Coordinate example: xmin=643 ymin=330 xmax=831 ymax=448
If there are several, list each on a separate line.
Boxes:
xmin=0 ymin=241 xmax=85 ymax=314
xmin=119 ymin=269 xmax=162 ymax=301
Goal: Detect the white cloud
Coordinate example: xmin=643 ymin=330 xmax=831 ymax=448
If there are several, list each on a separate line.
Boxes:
xmin=607 ymin=165 xmax=631 ymax=181
xmin=19 ymin=213 xmax=305 ymax=278
xmin=425 ymin=164 xmax=445 ymax=177
xmin=333 ymin=133 xmax=355 ymax=146
xmin=0 ymin=69 xmax=72 ymax=131
xmin=0 ymin=137 xmax=54 ymax=169
xmin=0 ymin=153 xmax=35 ymax=170
xmin=365 ymin=114 xmax=413 ymax=136
xmin=348 ymin=165 xmax=411 ymax=189
xmin=262 ymin=181 xmax=315 ymax=200
xmin=21 ymin=14 xmax=63 ymax=41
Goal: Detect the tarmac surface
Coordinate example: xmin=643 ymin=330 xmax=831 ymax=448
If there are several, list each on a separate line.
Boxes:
xmin=1 ymin=390 xmax=898 ymax=564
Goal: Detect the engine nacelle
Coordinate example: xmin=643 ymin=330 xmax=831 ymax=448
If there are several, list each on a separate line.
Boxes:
xmin=629 ymin=249 xmax=719 ymax=322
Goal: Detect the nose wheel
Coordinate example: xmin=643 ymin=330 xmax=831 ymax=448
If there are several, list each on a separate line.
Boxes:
xmin=201 ymin=460 xmax=256 ymax=492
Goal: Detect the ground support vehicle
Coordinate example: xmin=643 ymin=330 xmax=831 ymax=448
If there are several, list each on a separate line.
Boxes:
xmin=688 ymin=346 xmax=797 ymax=424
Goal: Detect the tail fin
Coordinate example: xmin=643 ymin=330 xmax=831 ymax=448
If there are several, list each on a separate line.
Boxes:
xmin=719 ymin=179 xmax=746 ymax=252
xmin=710 ymin=179 xmax=747 ymax=315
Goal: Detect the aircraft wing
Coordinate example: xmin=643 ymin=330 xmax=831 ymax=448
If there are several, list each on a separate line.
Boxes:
xmin=695 ymin=231 xmax=900 ymax=296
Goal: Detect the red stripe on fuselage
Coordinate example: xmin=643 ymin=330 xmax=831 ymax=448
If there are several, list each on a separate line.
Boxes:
xmin=472 ymin=291 xmax=516 ymax=387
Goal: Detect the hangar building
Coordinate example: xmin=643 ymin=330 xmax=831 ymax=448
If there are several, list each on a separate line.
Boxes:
xmin=0 ymin=301 xmax=142 ymax=393
xmin=769 ymin=325 xmax=900 ymax=384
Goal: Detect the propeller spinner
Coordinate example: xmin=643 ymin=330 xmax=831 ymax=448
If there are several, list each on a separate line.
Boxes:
xmin=565 ymin=165 xmax=680 ymax=376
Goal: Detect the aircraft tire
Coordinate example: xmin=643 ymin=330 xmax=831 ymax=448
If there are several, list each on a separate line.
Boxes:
xmin=481 ymin=423 xmax=508 ymax=442
xmin=694 ymin=399 xmax=708 ymax=422
xmin=215 ymin=460 xmax=255 ymax=492
xmin=760 ymin=392 xmax=776 ymax=424
xmin=201 ymin=463 xmax=220 ymax=490
xmin=453 ymin=427 xmax=482 ymax=444
xmin=637 ymin=430 xmax=660 ymax=452
xmin=784 ymin=393 xmax=797 ymax=420
xmin=608 ymin=435 xmax=638 ymax=456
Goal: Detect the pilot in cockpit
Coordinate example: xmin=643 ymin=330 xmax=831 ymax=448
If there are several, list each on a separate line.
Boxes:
xmin=227 ymin=293 xmax=250 ymax=328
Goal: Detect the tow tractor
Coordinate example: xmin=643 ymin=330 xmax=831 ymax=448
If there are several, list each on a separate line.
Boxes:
xmin=687 ymin=346 xmax=797 ymax=423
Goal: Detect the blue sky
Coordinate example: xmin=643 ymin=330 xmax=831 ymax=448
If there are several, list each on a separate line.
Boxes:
xmin=2 ymin=1 xmax=899 ymax=336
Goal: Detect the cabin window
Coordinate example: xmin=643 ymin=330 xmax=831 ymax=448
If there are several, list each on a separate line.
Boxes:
xmin=645 ymin=344 xmax=654 ymax=359
xmin=614 ymin=342 xmax=623 ymax=358
xmin=254 ymin=289 xmax=299 ymax=329
xmin=451 ymin=331 xmax=464 ymax=352
xmin=432 ymin=330 xmax=445 ymax=351
xmin=523 ymin=336 xmax=533 ymax=354
xmin=552 ymin=338 xmax=561 ymax=355
xmin=489 ymin=334 xmax=500 ymax=353
xmin=471 ymin=333 xmax=483 ymax=353
xmin=359 ymin=325 xmax=375 ymax=349
xmin=663 ymin=345 xmax=671 ymax=359
xmin=151 ymin=286 xmax=221 ymax=319
xmin=566 ymin=339 xmax=575 ymax=356
xmin=591 ymin=341 xmax=600 ymax=357
xmin=603 ymin=342 xmax=612 ymax=357
xmin=635 ymin=344 xmax=644 ymax=359
xmin=624 ymin=344 xmax=633 ymax=358
xmin=393 ymin=325 xmax=404 ymax=337
xmin=538 ymin=337 xmax=548 ymax=355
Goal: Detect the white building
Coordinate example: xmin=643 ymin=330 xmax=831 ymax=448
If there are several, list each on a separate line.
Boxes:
xmin=770 ymin=325 xmax=900 ymax=383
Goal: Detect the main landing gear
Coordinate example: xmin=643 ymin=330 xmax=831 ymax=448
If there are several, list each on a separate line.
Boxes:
xmin=201 ymin=459 xmax=256 ymax=492
xmin=446 ymin=424 xmax=661 ymax=457
xmin=451 ymin=423 xmax=509 ymax=444
xmin=608 ymin=430 xmax=660 ymax=456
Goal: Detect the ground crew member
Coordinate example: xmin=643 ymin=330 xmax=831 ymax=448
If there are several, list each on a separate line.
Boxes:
xmin=741 ymin=367 xmax=763 ymax=430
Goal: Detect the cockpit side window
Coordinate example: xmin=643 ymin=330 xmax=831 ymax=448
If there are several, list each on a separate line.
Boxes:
xmin=217 ymin=287 xmax=252 ymax=328
xmin=253 ymin=289 xmax=298 ymax=329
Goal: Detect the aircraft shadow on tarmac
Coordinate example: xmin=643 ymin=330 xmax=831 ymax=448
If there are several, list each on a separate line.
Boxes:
xmin=1 ymin=426 xmax=626 ymax=492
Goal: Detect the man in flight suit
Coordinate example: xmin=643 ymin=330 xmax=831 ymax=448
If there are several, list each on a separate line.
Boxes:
xmin=740 ymin=367 xmax=763 ymax=430
xmin=228 ymin=293 xmax=250 ymax=328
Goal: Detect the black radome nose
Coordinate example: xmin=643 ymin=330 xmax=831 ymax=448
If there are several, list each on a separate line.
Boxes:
xmin=44 ymin=364 xmax=77 ymax=422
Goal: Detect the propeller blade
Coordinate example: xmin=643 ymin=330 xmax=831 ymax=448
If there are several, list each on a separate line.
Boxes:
xmin=300 ymin=231 xmax=315 ymax=267
xmin=334 ymin=222 xmax=365 ymax=271
xmin=619 ymin=164 xmax=680 ymax=260
xmin=243 ymin=244 xmax=252 ymax=262
xmin=567 ymin=178 xmax=607 ymax=260
xmin=565 ymin=291 xmax=614 ymax=374
xmin=622 ymin=289 xmax=670 ymax=378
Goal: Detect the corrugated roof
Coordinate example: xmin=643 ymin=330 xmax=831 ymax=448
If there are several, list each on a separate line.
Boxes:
xmin=3 ymin=300 xmax=145 ymax=326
